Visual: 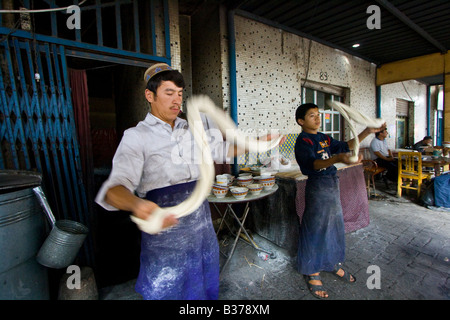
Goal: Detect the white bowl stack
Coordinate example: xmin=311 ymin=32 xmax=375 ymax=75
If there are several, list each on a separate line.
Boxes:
xmin=255 ymin=175 xmax=276 ymax=190
xmin=247 ymin=183 xmax=263 ymax=195
xmin=212 ymin=184 xmax=228 ymax=198
xmin=230 ymin=187 xmax=248 ymax=200
xmin=236 ymin=174 xmax=253 ymax=187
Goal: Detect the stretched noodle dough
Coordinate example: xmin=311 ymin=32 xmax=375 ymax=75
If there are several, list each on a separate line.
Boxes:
xmin=131 ymin=95 xmax=283 ymax=234
xmin=326 ymin=100 xmax=385 ymax=163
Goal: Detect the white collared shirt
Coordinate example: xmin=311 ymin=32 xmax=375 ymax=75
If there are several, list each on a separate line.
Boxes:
xmin=95 ymin=113 xmax=230 ymax=210
xmin=369 ymin=137 xmax=389 ymax=160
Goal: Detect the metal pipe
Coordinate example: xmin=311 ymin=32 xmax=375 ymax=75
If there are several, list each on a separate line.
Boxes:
xmin=227 ymin=10 xmax=238 ymax=125
xmin=376 ymin=85 xmax=381 ymax=118
xmin=228 ymin=10 xmax=238 ymax=174
xmin=33 ymin=186 xmax=56 ymax=227
xmin=426 ymin=85 xmax=431 ymax=136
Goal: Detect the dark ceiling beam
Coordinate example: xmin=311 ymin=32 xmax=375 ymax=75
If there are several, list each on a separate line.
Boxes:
xmin=224 ymin=0 xmax=252 ymax=11
xmin=375 ymin=0 xmax=447 ymax=54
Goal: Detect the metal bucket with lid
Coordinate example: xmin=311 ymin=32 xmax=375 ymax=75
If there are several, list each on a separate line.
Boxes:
xmin=0 ymin=170 xmax=49 ymax=300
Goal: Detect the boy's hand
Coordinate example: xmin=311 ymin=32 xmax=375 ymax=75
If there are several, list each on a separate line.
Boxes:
xmin=367 ymin=122 xmax=386 ymax=134
xmin=336 ymin=153 xmax=361 ymax=164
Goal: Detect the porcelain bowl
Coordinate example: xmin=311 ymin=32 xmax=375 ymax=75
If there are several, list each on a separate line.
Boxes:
xmin=230 ymin=187 xmax=248 ymax=200
xmin=262 ymin=180 xmax=275 ymax=190
xmin=212 ymin=184 xmax=229 ymax=198
xmin=247 ymin=183 xmax=263 ymax=195
xmin=255 ymin=175 xmax=275 ymax=182
xmin=236 ymin=175 xmax=253 ymax=187
xmin=255 ymin=175 xmax=275 ymax=190
xmin=222 ymin=174 xmax=235 ymax=186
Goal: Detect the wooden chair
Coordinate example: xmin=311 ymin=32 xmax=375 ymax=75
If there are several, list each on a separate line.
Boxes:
xmin=360 ymin=148 xmax=386 ymax=197
xmin=397 ymin=151 xmax=433 ymax=198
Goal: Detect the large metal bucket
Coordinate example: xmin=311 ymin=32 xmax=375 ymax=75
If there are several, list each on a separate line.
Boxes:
xmin=0 ymin=171 xmax=50 ymax=300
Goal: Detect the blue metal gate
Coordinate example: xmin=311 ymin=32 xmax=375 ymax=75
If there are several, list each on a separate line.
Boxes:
xmin=0 ymin=38 xmax=93 ymax=265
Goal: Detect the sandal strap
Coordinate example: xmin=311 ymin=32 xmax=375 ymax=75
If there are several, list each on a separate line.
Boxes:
xmin=304 ymin=274 xmax=321 ymax=281
xmin=309 ymin=283 xmax=325 ymax=291
xmin=304 ymin=276 xmax=328 ymax=299
xmin=333 ymin=262 xmax=343 ymax=272
xmin=332 ymin=263 xmax=355 ymax=282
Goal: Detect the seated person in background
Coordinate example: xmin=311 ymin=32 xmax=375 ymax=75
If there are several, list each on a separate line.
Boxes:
xmin=369 ymin=128 xmax=398 ymax=182
xmin=413 ymin=136 xmax=433 ymax=153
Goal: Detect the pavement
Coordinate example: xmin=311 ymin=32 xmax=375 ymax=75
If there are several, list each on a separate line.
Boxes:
xmin=98 ymin=181 xmax=450 ymax=301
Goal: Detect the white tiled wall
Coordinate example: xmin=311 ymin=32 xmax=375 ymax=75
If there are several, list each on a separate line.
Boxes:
xmin=232 ymin=15 xmax=378 ymax=160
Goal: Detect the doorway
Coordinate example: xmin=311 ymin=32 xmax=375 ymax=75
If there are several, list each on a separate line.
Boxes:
xmin=396 ymin=117 xmax=407 ymax=148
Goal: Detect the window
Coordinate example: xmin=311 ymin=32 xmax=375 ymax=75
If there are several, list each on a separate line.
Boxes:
xmin=302 ymin=87 xmax=342 ymax=140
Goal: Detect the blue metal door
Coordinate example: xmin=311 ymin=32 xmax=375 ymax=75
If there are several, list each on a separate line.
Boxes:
xmin=0 ymin=38 xmax=93 ymax=266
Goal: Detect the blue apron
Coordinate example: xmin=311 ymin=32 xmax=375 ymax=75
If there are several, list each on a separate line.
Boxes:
xmin=297 ymin=175 xmax=345 ymax=275
xmin=135 ymin=181 xmax=219 ymax=300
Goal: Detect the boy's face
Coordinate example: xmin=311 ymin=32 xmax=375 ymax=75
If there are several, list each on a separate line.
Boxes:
xmin=297 ymin=107 xmax=321 ymax=133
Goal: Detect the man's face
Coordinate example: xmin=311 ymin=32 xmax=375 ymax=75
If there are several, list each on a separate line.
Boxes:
xmin=424 ymin=138 xmax=432 ymax=145
xmin=298 ymin=107 xmax=321 ymax=133
xmin=145 ymin=80 xmax=183 ymax=126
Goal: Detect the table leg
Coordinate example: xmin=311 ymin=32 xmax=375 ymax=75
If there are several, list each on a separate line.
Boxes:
xmin=214 ymin=203 xmax=233 ymax=237
xmin=220 ymin=204 xmax=247 ymax=273
xmin=220 ymin=202 xmax=275 ymax=275
xmin=230 ymin=204 xmax=275 ymax=257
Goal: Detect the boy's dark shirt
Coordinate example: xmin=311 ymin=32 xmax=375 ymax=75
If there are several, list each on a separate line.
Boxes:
xmin=295 ymin=131 xmax=350 ymax=177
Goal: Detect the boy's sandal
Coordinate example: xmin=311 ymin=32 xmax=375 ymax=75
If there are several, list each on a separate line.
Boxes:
xmin=304 ymin=275 xmax=329 ymax=299
xmin=332 ymin=263 xmax=356 ymax=283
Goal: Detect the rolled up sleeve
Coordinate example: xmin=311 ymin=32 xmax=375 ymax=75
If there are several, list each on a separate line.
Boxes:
xmin=95 ymin=130 xmax=144 ymax=211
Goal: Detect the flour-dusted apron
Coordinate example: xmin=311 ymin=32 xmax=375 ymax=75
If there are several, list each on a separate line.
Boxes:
xmin=135 ymin=181 xmax=219 ymax=300
xmin=296 ymin=175 xmax=345 ymax=275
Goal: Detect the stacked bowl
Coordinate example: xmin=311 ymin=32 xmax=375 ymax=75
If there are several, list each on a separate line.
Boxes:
xmin=256 ymin=175 xmax=275 ymax=190
xmin=212 ymin=184 xmax=228 ymax=198
xmin=223 ymin=174 xmax=234 ymax=187
xmin=236 ymin=175 xmax=253 ymax=187
xmin=230 ymin=187 xmax=248 ymax=200
xmin=247 ymin=183 xmax=263 ymax=195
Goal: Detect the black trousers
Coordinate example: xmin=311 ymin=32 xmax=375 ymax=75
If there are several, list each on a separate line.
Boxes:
xmin=375 ymin=158 xmax=398 ymax=182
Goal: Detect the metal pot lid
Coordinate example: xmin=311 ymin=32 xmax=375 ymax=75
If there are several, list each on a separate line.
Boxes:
xmin=0 ymin=170 xmax=42 ymax=191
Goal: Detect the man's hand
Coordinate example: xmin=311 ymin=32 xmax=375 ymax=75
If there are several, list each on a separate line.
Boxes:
xmin=133 ymin=198 xmax=178 ymax=229
xmin=259 ymin=133 xmax=286 ymax=146
xmin=105 ymin=185 xmax=178 ymax=230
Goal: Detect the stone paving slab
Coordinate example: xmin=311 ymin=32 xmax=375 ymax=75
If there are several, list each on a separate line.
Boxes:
xmin=99 ymin=185 xmax=450 ymax=301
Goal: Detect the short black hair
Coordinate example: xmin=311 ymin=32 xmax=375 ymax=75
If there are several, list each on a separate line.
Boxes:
xmin=146 ymin=69 xmax=185 ymax=94
xmin=295 ymin=103 xmax=319 ymax=125
xmin=423 ymin=136 xmax=432 ymax=141
xmin=375 ymin=129 xmax=386 ymax=137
